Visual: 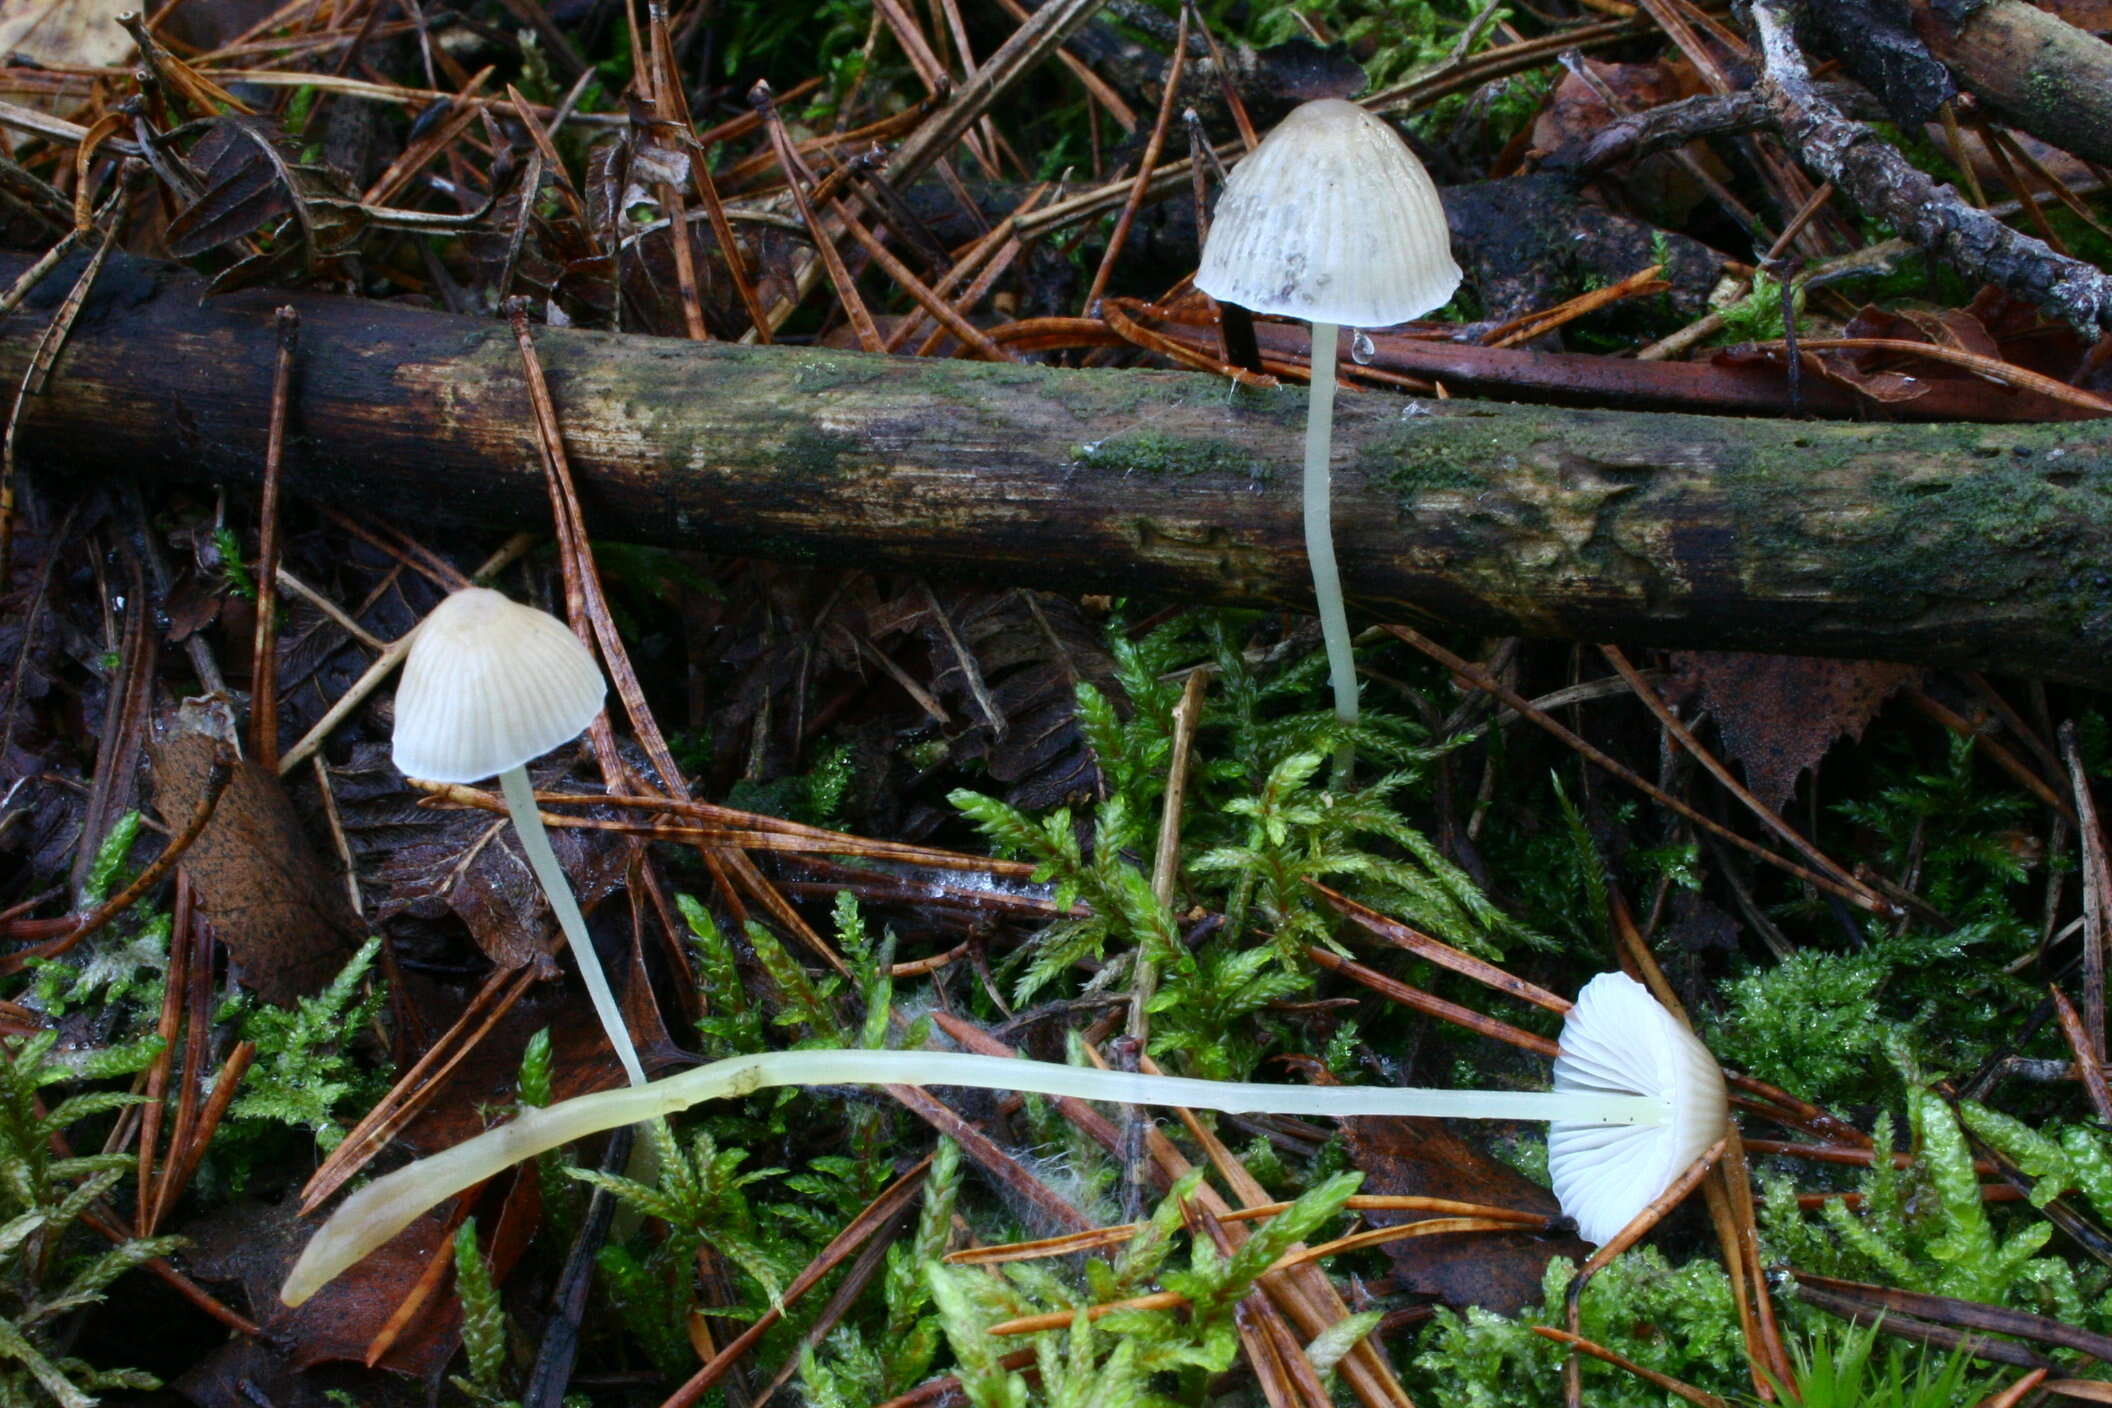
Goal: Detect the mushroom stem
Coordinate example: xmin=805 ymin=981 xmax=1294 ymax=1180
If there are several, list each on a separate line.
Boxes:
xmin=282 ymin=1046 xmax=1662 ymax=1306
xmin=1303 ymin=320 xmax=1356 ymax=779
xmin=499 ymin=764 xmax=647 ymax=1087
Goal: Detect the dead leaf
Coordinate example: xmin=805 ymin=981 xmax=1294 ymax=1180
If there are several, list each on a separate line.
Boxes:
xmin=164 ymin=116 xmax=369 ymax=293
xmin=332 ymin=741 xmax=629 ymax=977
xmin=149 ymin=697 xmax=363 ymax=1006
xmin=883 ymin=586 xmax=1124 ymax=810
xmin=1669 ymin=653 xmax=1920 ymax=813
xmin=0 ymin=0 xmax=134 ymax=143
xmin=183 ymin=1194 xmax=462 ymax=1374
xmin=1342 ymin=1116 xmax=1587 ymax=1314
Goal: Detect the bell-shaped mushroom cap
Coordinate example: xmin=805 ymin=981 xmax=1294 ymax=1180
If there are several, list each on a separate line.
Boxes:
xmin=1195 ymin=98 xmax=1462 ymax=329
xmin=392 ymin=588 xmax=606 ymax=784
xmin=1548 ymin=971 xmax=1728 ymax=1246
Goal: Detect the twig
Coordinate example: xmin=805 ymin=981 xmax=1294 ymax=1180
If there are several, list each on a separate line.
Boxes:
xmin=1600 ymin=644 xmax=1878 ymax=907
xmin=1386 ymin=626 xmax=1896 ymax=915
xmin=1082 ymin=4 xmax=1188 ymax=313
xmin=1746 ymin=0 xmax=2112 ymax=337
xmin=249 ymin=308 xmax=300 ymax=768
xmin=2065 ymin=720 xmax=2111 ymax=1060
xmin=1131 ymin=668 xmax=1208 ymax=1043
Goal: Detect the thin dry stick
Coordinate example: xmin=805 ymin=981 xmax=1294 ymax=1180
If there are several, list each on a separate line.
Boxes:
xmin=1307 ymin=944 xmax=1558 ymax=1057
xmin=644 ymin=0 xmax=707 ymax=341
xmin=153 ymin=923 xmax=217 ymax=1232
xmin=79 ymin=1204 xmax=262 ymax=1337
xmin=1719 ymin=1130 xmax=1793 ymax=1388
xmin=1907 ymin=690 xmax=2075 ymax=821
xmin=1776 ymin=338 xmax=2112 ymax=416
xmin=1698 ymin=1165 xmax=1769 ymax=1403
xmin=1386 ymin=625 xmax=1895 ymax=915
xmin=298 ymin=964 xmax=535 ymax=1211
xmin=1181 ymin=0 xmax=1256 ymax=149
xmin=655 ymin=1161 xmax=935 ymax=1407
xmin=833 ymin=202 xmax=1016 ymax=361
xmin=1531 ymin=1328 xmax=1729 ymax=1408
xmin=1081 ymin=3 xmax=1188 ymax=313
xmin=361 ymin=1194 xmax=474 ymax=1367
xmin=135 ymin=875 xmax=192 ymax=1233
xmin=150 ymin=1039 xmax=255 ymax=1227
xmin=1141 ymin=1054 xmax=1411 ymax=1408
xmin=249 ymin=307 xmax=300 ymax=769
xmin=2064 ymin=720 xmax=2110 ymax=1061
xmin=752 ymin=80 xmax=886 ymax=353
xmin=1130 ymin=668 xmax=1209 ymax=1044
xmin=1312 ymin=880 xmax=1569 ymax=1013
xmin=2052 ymin=986 xmax=2112 ymax=1125
xmin=1 ymin=185 xmax=124 ymax=585
xmin=948 ymin=1194 xmax=1543 ymax=1264
xmin=1481 ymin=264 xmax=1668 ymax=348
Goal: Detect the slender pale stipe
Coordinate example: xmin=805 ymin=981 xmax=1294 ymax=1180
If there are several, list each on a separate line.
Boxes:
xmin=1304 ymin=321 xmax=1355 ymax=735
xmin=499 ymin=765 xmax=644 ymax=1086
xmin=282 ymin=1046 xmax=1665 ymax=1306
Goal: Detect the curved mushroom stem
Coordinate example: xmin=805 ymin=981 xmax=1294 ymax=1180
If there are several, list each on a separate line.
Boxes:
xmin=1304 ymin=320 xmax=1356 ymax=782
xmin=282 ymin=1046 xmax=1664 ymax=1306
xmin=499 ymin=765 xmax=647 ymax=1087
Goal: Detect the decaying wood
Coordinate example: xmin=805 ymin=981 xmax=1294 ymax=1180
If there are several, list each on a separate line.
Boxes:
xmin=5 ymin=252 xmax=2112 ymax=686
xmin=1916 ymin=0 xmax=2112 ymax=169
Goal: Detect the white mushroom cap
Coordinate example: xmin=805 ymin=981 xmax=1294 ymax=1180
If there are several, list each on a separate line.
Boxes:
xmin=1195 ymin=98 xmax=1462 ymax=329
xmin=392 ymin=588 xmax=606 ymax=784
xmin=1548 ymin=971 xmax=1728 ymax=1246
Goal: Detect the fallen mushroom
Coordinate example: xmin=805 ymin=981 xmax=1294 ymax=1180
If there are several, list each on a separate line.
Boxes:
xmin=1549 ymin=970 xmax=1729 ymax=1245
xmin=1195 ymin=98 xmax=1461 ymax=774
xmin=393 ymin=587 xmax=645 ymax=1087
xmin=282 ymin=969 xmax=1725 ymax=1305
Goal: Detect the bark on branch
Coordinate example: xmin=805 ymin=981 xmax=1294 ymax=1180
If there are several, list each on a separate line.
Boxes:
xmin=6 ymin=253 xmax=2112 ymax=686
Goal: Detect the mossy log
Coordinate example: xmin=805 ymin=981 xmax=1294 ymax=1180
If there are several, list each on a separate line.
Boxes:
xmin=5 ymin=252 xmax=2112 ymax=686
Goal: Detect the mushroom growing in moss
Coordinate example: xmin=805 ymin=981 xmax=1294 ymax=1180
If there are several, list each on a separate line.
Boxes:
xmin=283 ymin=969 xmax=1725 ymax=1305
xmin=393 ymin=587 xmax=644 ymax=1088
xmin=1195 ymin=99 xmax=1461 ymax=774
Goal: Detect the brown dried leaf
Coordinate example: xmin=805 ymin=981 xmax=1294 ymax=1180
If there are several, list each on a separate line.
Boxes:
xmin=1669 ymin=653 xmax=1920 ymax=813
xmin=148 ymin=698 xmax=363 ymax=1006
xmin=183 ymin=1194 xmax=461 ymax=1374
xmin=164 ymin=116 xmax=368 ymax=292
xmin=1341 ymin=1116 xmax=1586 ymax=1314
xmin=889 ymin=587 xmax=1123 ymax=810
xmin=332 ymin=741 xmax=629 ymax=976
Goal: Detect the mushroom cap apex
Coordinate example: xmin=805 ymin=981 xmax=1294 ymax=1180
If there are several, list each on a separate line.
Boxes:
xmin=1548 ymin=971 xmax=1728 ymax=1246
xmin=391 ymin=587 xmax=605 ymax=784
xmin=1195 ymin=97 xmax=1462 ymax=328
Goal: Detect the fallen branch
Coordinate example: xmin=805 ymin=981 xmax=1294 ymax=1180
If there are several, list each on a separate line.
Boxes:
xmin=4 ymin=253 xmax=2111 ymax=685
xmin=1747 ymin=0 xmax=2112 ymax=338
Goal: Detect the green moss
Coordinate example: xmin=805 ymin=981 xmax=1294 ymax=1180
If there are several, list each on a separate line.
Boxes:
xmin=777 ymin=425 xmax=866 ymax=481
xmin=1072 ymin=430 xmax=1263 ymax=480
xmin=792 ymin=357 xmax=881 ymax=394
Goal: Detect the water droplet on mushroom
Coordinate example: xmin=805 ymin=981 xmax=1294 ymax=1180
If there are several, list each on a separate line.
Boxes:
xmin=1350 ymin=329 xmax=1376 ymax=365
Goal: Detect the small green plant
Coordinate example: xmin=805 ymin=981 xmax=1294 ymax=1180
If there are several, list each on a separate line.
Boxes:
xmin=0 ymin=1032 xmax=178 ymax=1406
xmin=1412 ymin=1248 xmax=1745 ymax=1408
xmin=925 ymin=1169 xmax=1367 ymax=1405
xmin=449 ymin=1218 xmax=516 ymax=1407
xmin=226 ymin=937 xmax=389 ymax=1155
xmin=211 ymin=525 xmax=257 ymax=601
xmin=1761 ymin=1316 xmax=1985 ymax=1408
